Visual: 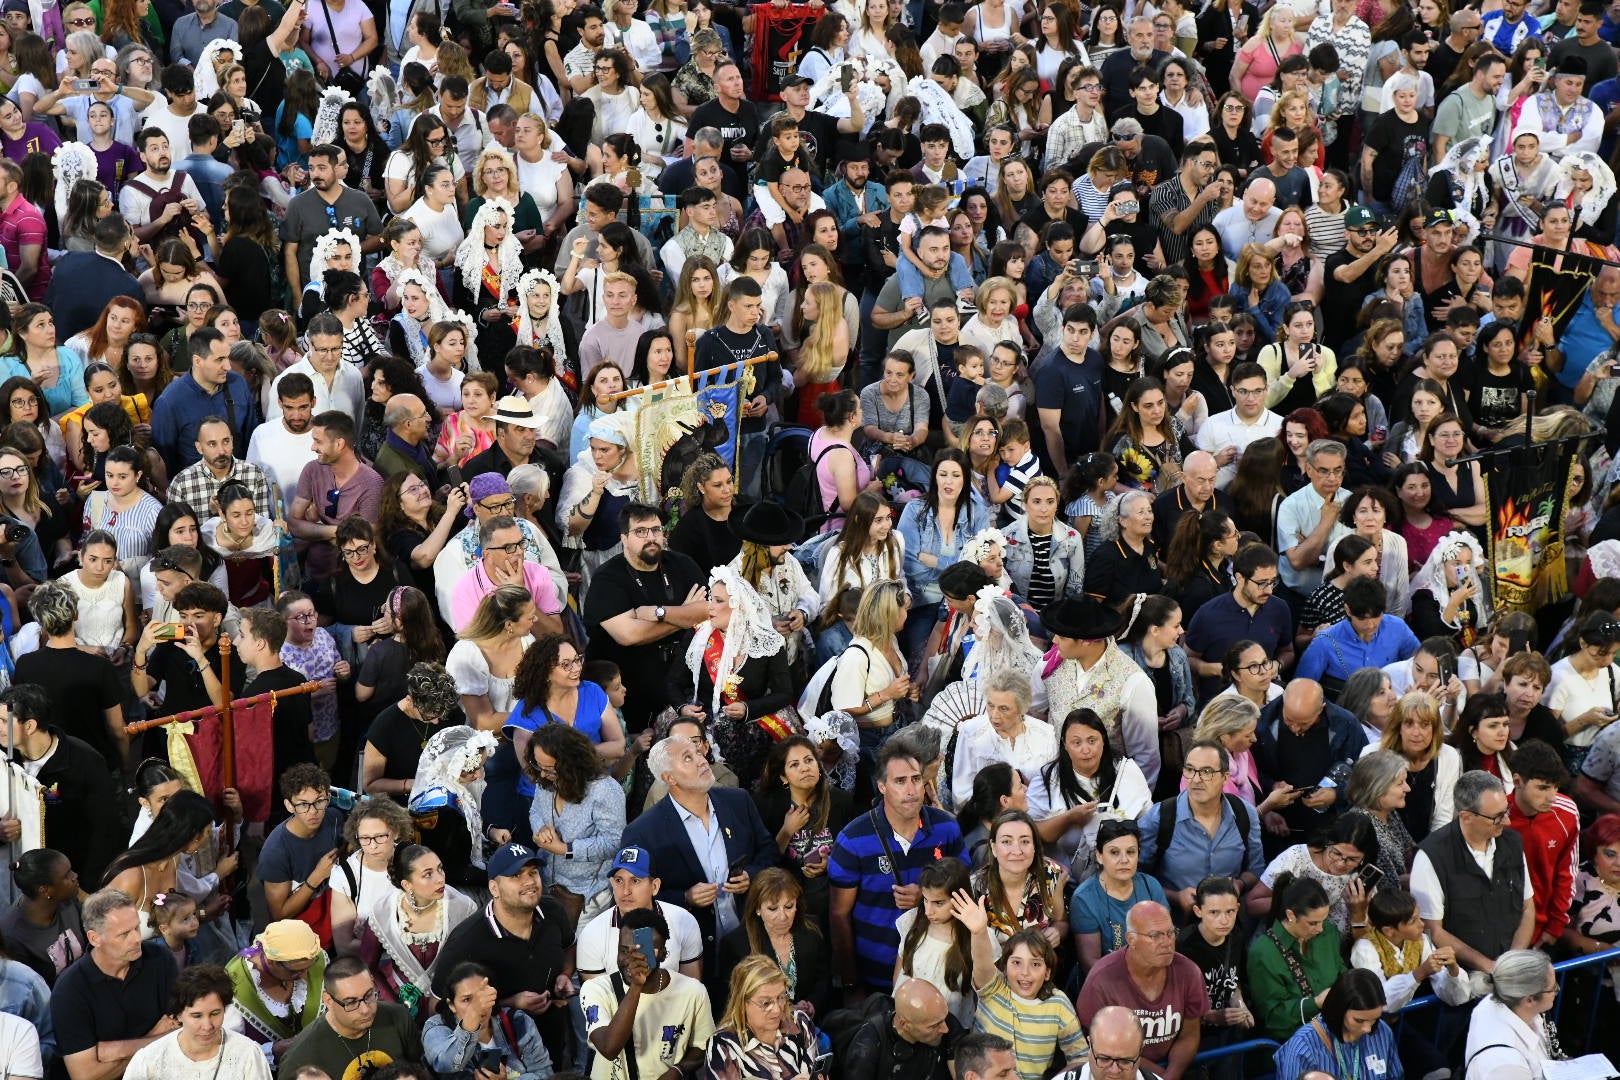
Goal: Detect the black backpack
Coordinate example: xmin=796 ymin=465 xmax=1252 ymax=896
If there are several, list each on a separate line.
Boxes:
xmin=820 ymin=992 xmax=895 ymax=1080
xmin=782 ymin=439 xmax=850 ymax=538
xmin=1152 ymin=792 xmax=1254 ymax=873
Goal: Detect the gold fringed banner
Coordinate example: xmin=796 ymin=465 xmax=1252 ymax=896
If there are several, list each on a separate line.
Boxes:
xmin=1484 ymin=449 xmax=1578 ymax=613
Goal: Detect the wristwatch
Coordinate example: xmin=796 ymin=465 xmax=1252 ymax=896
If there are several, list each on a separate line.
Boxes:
xmin=655 ymin=606 xmax=667 ymax=622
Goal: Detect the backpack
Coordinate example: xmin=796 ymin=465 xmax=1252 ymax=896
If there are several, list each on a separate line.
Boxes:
xmin=820 ymin=992 xmax=895 ymax=1080
xmin=783 ymin=438 xmax=850 ymax=537
xmin=1151 ymin=792 xmax=1254 ymax=874
xmin=123 ymin=176 xmax=208 ymax=250
xmin=797 ymin=642 xmax=870 ymax=719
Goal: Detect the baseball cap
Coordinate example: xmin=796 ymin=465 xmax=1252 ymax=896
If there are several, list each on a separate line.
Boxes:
xmin=781 ymin=74 xmax=813 ymax=88
xmin=1425 ymin=208 xmax=1457 ymax=228
xmin=1344 ymin=205 xmax=1377 ymax=228
xmin=611 ymin=846 xmax=653 ymax=878
xmin=486 ymin=842 xmax=544 ymax=880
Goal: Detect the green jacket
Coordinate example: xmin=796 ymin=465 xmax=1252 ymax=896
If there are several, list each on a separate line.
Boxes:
xmin=1247 ymin=922 xmax=1347 ymax=1042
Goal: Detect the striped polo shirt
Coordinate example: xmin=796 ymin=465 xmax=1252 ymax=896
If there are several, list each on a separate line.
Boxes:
xmin=827 ymin=805 xmax=965 ymax=989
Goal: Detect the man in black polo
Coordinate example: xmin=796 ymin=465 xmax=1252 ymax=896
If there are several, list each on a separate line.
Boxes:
xmin=50 ymin=888 xmax=178 ymax=1080
xmin=1150 ymin=449 xmax=1233 ymax=552
xmin=431 ymin=842 xmax=577 ymax=1061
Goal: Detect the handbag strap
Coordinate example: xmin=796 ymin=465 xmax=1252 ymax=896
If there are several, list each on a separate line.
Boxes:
xmin=316 ymin=0 xmax=367 ymax=75
xmin=1265 ymin=926 xmax=1315 ymax=997
xmin=866 ymin=807 xmax=906 ymax=887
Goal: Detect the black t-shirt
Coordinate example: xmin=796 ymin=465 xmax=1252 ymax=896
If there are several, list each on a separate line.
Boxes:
xmin=1019 ymin=204 xmax=1088 ymax=240
xmin=247 ymin=663 xmax=315 ymax=778
xmin=693 ymin=324 xmax=781 ymax=433
xmin=1176 ymin=924 xmax=1245 ymax=1013
xmin=316 ymin=563 xmax=412 ymax=627
xmin=1468 ymin=363 xmax=1533 ymax=430
xmin=12 ymin=647 xmax=121 ymax=768
xmin=583 ymin=551 xmax=705 ymax=732
xmin=1363 ymin=111 xmax=1429 ymax=203
xmin=1120 ymin=104 xmax=1185 ymax=157
xmin=50 ymin=940 xmax=176 ymax=1058
xmin=689 ymin=97 xmax=762 ymax=187
xmin=668 ymin=506 xmax=744 ymax=568
xmin=1032 ymin=348 xmax=1104 ymax=472
xmin=385 ymin=524 xmax=439 ymax=609
xmin=1322 ymin=249 xmax=1380 ymax=349
xmin=215 ymin=235 xmax=275 ymax=324
xmin=755 ymin=109 xmax=841 ymax=176
xmin=146 ymin=638 xmax=246 ymax=719
xmin=366 ymin=708 xmax=466 ymax=790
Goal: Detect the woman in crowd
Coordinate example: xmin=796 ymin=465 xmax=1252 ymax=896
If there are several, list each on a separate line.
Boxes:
xmin=1374 ymin=691 xmax=1461 ymax=842
xmin=900 ymin=449 xmax=985 ymax=656
xmin=410 ymin=726 xmax=505 ymax=884
xmin=1272 ymin=969 xmax=1401 ymax=1080
xmin=520 ymin=722 xmax=625 ymax=925
xmin=423 ymin=961 xmax=552 ymax=1079
xmin=446 ymin=584 xmax=538 ymax=732
xmin=358 ymin=843 xmax=478 ymax=1015
xmin=1 ymin=306 xmax=87 ymax=418
xmin=328 ymin=798 xmax=414 ymax=955
xmin=717 ymin=869 xmax=833 ymax=1018
xmin=507 ymin=633 xmax=624 ymax=770
xmin=751 ymin=736 xmax=856 ymax=931
xmin=102 ymin=790 xmax=234 ymax=939
xmin=1345 ymin=748 xmax=1415 ymax=890
xmin=704 ymin=955 xmax=822 ymax=1080
xmin=1300 ymin=534 xmax=1380 ymax=642
xmin=1162 ymin=509 xmax=1239 ymax=618
xmin=972 ymin=807 xmax=1069 ymax=958
xmin=1450 ymin=693 xmax=1515 ymax=787
xmin=1117 ymin=594 xmax=1196 ymax=759
xmin=1248 ymin=873 xmax=1346 ymax=1042
xmin=1464 ymin=950 xmax=1561 ymax=1079
xmin=123 ymin=965 xmax=272 ymax=1080
xmin=1071 ymin=818 xmax=1166 ymax=969
xmin=1246 ymin=815 xmax=1377 ymax=934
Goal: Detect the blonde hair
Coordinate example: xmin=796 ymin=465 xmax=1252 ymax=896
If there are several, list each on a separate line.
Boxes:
xmin=472 ymin=145 xmax=520 ymax=198
xmin=796 ymin=282 xmax=844 ymax=384
xmin=851 ymin=579 xmax=908 ymax=642
xmin=435 ymin=40 xmax=475 ymax=82
xmin=975 ymin=275 xmax=1019 ymax=313
xmin=720 ymin=956 xmax=792 ymax=1037
xmin=458 ymin=583 xmax=534 ymax=642
xmin=602 ymin=270 xmax=637 ymax=290
xmin=1267 ymin=89 xmax=1312 ymax=135
xmin=1195 ymin=694 xmax=1261 ymax=743
xmin=1379 ymin=691 xmax=1442 ymax=763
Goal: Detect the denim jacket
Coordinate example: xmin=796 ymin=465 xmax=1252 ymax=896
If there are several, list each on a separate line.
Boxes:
xmin=899 ymin=497 xmax=987 ymax=606
xmin=1001 ymin=516 xmax=1087 ymax=601
xmin=1229 ymin=278 xmax=1293 ymax=340
xmin=1119 ymin=640 xmax=1198 ymax=720
xmin=822 ymin=179 xmax=890 ymax=269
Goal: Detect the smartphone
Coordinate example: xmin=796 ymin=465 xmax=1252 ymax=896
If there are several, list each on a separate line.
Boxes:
xmin=1288 ymin=784 xmax=1320 ymax=796
xmin=812 ymin=1053 xmax=835 ymax=1077
xmin=151 ymin=622 xmax=186 ymax=641
xmin=1534 ymin=55 xmax=1547 ymax=72
xmin=632 ymin=926 xmax=657 ymax=972
xmin=1508 ymin=628 xmax=1530 ymax=656
xmin=232 ymin=118 xmax=245 ymax=139
xmin=1438 ymin=653 xmax=1455 ymax=686
xmin=445 ymin=464 xmax=464 ymax=489
xmin=1358 ymin=862 xmax=1385 ymax=890
xmin=1076 ymin=260 xmax=1100 ymax=278
xmin=840 ymin=66 xmax=854 ymax=92
xmin=475 ymin=1048 xmax=504 ymax=1072
xmin=1117 ymin=199 xmax=1140 ymax=215
xmin=72 ymin=77 xmax=98 ymax=90
xmin=727 ymin=855 xmax=749 ymax=879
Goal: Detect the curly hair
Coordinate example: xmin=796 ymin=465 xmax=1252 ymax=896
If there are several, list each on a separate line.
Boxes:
xmin=521 ymin=721 xmax=603 ymax=804
xmin=512 ymin=632 xmax=574 ymax=709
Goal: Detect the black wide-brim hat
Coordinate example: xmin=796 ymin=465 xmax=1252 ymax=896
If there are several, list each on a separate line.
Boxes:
xmin=1041 ymin=595 xmax=1126 ymax=640
xmin=731 ymin=502 xmax=805 ymax=546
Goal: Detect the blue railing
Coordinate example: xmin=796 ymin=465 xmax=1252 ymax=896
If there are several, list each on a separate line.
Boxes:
xmin=1188 ymin=946 xmax=1620 ymax=1072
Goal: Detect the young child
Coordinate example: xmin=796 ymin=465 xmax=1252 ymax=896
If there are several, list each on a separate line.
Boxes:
xmin=151 ymin=891 xmax=201 ymax=971
xmin=1174 ymin=876 xmax=1254 ymax=1045
xmin=258 ymin=311 xmax=302 ymax=372
xmin=897 ymin=184 xmax=954 ymax=299
xmin=944 ymin=344 xmax=987 ymax=434
xmin=755 ymin=112 xmax=815 ymax=213
xmin=1350 ymin=889 xmax=1472 ymax=1012
xmin=987 ymin=418 xmax=1041 ymax=524
xmin=895 ymin=860 xmax=976 ymax=1026
xmin=958 ymin=889 xmax=1087 ymax=1080
xmin=920 ymin=2 xmax=966 ymax=69
xmin=1061 ymin=451 xmax=1118 ymax=557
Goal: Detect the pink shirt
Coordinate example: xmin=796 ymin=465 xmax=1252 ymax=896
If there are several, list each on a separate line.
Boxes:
xmin=810 ymin=429 xmax=872 ymax=533
xmin=449 ymin=559 xmax=563 ymax=631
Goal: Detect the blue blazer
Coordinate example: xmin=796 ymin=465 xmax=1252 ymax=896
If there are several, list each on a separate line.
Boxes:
xmin=621 ymin=786 xmax=776 ymax=972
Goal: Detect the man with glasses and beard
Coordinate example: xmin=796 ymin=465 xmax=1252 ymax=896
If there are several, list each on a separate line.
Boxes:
xmin=1322 ymin=206 xmax=1401 ymax=358
xmin=433 ymin=471 xmax=566 ymax=621
xmin=1411 ymin=769 xmax=1536 ymax=971
xmin=289 ymin=410 xmax=384 ymax=586
xmin=278 ymin=956 xmax=423 ymax=1080
xmin=584 ymin=503 xmax=708 ymax=733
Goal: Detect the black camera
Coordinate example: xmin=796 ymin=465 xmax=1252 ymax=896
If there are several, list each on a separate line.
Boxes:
xmin=2 ymin=523 xmax=26 ymax=543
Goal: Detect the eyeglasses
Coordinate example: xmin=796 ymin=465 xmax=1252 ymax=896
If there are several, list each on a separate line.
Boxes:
xmin=68 ymin=16 xmax=95 ymax=25
xmin=426 ymin=135 xmax=447 ymax=146
xmin=1130 ymin=928 xmax=1175 ymax=942
xmin=1092 ymin=1053 xmax=1143 ymax=1073
xmin=355 ymin=833 xmax=393 ymax=847
xmin=747 ymin=994 xmax=790 ymax=1012
xmin=1464 ymin=807 xmax=1511 ymax=825
xmin=478 ymin=496 xmax=517 ymax=514
xmin=1239 ymin=658 xmax=1278 ymax=675
xmin=289 ymin=795 xmax=331 ymax=812
xmin=487 ymin=540 xmax=524 ymax=556
xmin=1232 ymin=386 xmax=1266 ymax=398
xmin=1246 ymin=577 xmax=1280 ymax=590
xmin=1182 ymin=765 xmax=1227 ymax=780
xmin=287 ymin=610 xmax=319 ymax=623
xmin=1325 ymin=845 xmax=1364 ymax=868
xmin=0 ymin=465 xmax=29 ymax=479
xmin=1077 ymin=82 xmax=1101 ymax=91
xmin=558 ymin=655 xmax=584 ymax=670
xmin=340 ymin=543 xmax=373 ymax=560
xmin=330 ymin=989 xmax=380 ymax=1011
xmin=629 ymin=526 xmax=666 ymax=539
xmin=1312 ymin=465 xmax=1346 ymax=478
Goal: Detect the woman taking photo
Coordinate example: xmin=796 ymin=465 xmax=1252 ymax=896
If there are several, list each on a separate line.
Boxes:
xmin=717 ymin=870 xmax=832 ymax=1018
xmin=424 ymin=961 xmax=552 ymax=1079
xmin=1257 ymin=301 xmax=1336 ymax=415
xmin=752 ymin=736 xmax=855 ymax=930
xmin=1247 ymin=873 xmax=1347 ymax=1042
xmin=357 ymin=843 xmax=478 ymax=1014
xmin=446 ymin=584 xmax=537 ymax=732
xmin=1072 ymin=818 xmax=1166 ymax=969
xmin=519 ymin=722 xmax=626 ymax=925
xmin=0 ymin=444 xmax=68 ymax=586
xmin=377 ymin=474 xmax=466 ymax=615
xmin=1027 ymin=707 xmax=1152 ymax=876
xmin=1373 ymin=691 xmax=1461 ymax=842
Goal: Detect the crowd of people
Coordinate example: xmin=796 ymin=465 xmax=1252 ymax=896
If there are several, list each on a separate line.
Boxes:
xmin=8 ymin=0 xmax=1620 ymax=1075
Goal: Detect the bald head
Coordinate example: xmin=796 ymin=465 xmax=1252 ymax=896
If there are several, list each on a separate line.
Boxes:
xmin=893 ymin=978 xmax=952 ymax=1047
xmin=1125 ymin=901 xmax=1175 ymax=969
xmin=1282 ymin=679 xmax=1325 ymax=734
xmin=1242 ymin=178 xmax=1276 ymax=221
xmin=1182 ymin=450 xmax=1217 ymax=504
xmin=1090 ymin=1006 xmax=1146 ymax=1065
xmin=384 ymin=394 xmax=427 ymax=432
xmin=780 ymin=168 xmax=812 ymax=209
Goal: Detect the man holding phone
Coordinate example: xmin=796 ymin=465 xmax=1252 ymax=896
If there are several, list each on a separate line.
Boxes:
xmin=581 ymin=907 xmax=713 ymax=1080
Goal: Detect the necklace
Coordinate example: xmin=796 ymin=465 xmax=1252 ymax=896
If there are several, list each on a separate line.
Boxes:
xmin=404 ymin=889 xmax=437 ymax=913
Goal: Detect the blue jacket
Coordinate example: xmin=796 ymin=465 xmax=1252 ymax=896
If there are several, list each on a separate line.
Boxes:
xmin=1120 ymin=640 xmax=1197 ymax=720
xmin=620 ymin=786 xmax=776 ymax=980
xmin=43 ymin=251 xmax=143 ymax=342
xmin=150 ymin=371 xmax=263 ymax=473
xmin=1253 ymin=695 xmax=1370 ymax=792
xmin=1229 ymin=278 xmax=1292 ymax=339
xmin=423 ymin=1007 xmax=552 ymax=1080
xmin=898 ymin=496 xmax=986 ymax=606
xmin=822 ymin=179 xmax=890 ymax=270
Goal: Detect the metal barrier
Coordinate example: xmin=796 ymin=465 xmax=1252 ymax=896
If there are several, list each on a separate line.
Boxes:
xmin=1191 ymin=1037 xmax=1281 ymax=1067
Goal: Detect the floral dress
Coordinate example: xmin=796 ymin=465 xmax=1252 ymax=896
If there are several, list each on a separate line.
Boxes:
xmin=970 ymin=857 xmax=1067 ymax=954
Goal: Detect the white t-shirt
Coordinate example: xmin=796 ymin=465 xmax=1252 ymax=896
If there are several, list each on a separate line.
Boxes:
xmin=400 ymin=197 xmax=466 ymax=264
xmin=0 ymin=1012 xmax=41 ymax=1080
xmin=1546 ymin=656 xmax=1620 ymax=749
xmin=117 ymin=169 xmax=203 ymax=228
xmin=577 ymin=901 xmax=704 ymax=975
xmin=421 ymin=364 xmax=465 ymax=414
xmin=330 ymin=851 xmax=394 ymax=918
xmin=246 ymin=420 xmax=318 ymax=506
xmin=580 ymin=969 xmax=714 ymax=1080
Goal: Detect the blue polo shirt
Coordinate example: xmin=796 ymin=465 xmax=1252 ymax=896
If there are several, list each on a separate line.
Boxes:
xmin=1295 ymin=616 xmax=1420 ymax=683
xmin=1183 ymin=591 xmax=1294 ymax=696
xmin=1137 ymin=792 xmax=1266 ymax=894
xmin=1558 ymin=297 xmax=1616 ymax=389
xmin=827 ymin=806 xmax=965 ymax=990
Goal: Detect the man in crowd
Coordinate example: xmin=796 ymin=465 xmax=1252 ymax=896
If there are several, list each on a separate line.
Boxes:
xmin=119 ymin=127 xmax=205 ymax=244
xmin=1508 ymin=740 xmax=1580 ymax=946
xmin=1076 ymin=903 xmax=1208 ymax=1080
xmin=132 ymin=582 xmax=244 ymax=720
xmin=1276 ymin=439 xmax=1350 ymax=600
xmin=844 ymin=979 xmax=960 ymax=1080
xmin=1149 ymin=449 xmax=1230 ymax=551
xmin=370 ymin=393 xmax=437 ymax=486
xmin=247 ymin=372 xmax=319 ymax=503
xmin=464 ymin=397 xmax=551 ymax=481
xmin=1033 ymin=303 xmax=1102 ymax=479
xmin=1196 ymin=362 xmax=1283 ymax=488
xmin=44 ymin=216 xmax=140 ymax=341
xmin=1138 ymin=742 xmax=1265 ymax=914
xmin=289 ymin=411 xmax=384 ymax=585
xmin=266 ymin=314 xmax=365 ymax=429
xmin=1150 ymin=140 xmax=1221 ymax=267
xmin=579 ymin=273 xmax=655 ymax=374
xmin=580 ymin=906 xmax=713 ymax=1080
xmin=167 ymin=416 xmax=273 ymax=519
xmin=150 ymin=329 xmax=261 ymax=473
xmin=283 ymin=144 xmax=384 ymax=299
xmin=448 ymin=514 xmax=565 ymax=634
xmin=1254 ymin=679 xmax=1367 ymax=833
xmin=1295 ymin=577 xmax=1421 ymax=684
xmin=1184 ymin=544 xmax=1295 ymax=698
xmin=575 ymin=846 xmax=703 ymax=981
xmin=433 ymin=472 xmax=565 ymax=616
xmin=0 ymin=158 xmax=47 ymax=301
xmin=829 ymin=741 xmax=966 ymax=993
xmin=50 ymin=889 xmax=176 ymax=1080
xmin=277 ymin=957 xmax=423 ymax=1079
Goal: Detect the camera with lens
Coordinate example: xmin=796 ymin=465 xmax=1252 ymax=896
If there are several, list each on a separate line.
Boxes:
xmin=1 ymin=523 xmax=26 ymax=543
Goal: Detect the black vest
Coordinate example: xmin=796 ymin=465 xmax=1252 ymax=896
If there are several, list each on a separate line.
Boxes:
xmin=1416 ymin=820 xmax=1526 ymax=960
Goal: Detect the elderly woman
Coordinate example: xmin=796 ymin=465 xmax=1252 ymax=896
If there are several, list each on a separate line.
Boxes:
xmin=409 ymin=726 xmax=507 ymax=887
xmin=950 ymin=668 xmax=1058 ymax=810
xmin=1372 ymin=692 xmax=1462 ymax=842
xmin=520 ymin=723 xmax=626 ymax=925
xmin=677 ymin=566 xmax=794 ymax=790
xmin=1463 ymin=950 xmax=1560 ymax=1078
xmin=1344 ymin=749 xmax=1414 ymax=891
xmin=703 ymin=955 xmax=822 ymax=1080
xmin=921 ymin=585 xmax=1048 ymax=743
xmin=357 ymin=843 xmax=478 ymax=1018
xmin=1194 ymin=692 xmax=1297 ymax=816
xmin=1084 ymin=489 xmax=1164 ymax=607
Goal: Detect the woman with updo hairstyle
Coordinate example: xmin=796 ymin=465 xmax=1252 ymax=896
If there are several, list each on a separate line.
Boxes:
xmin=1247 ymin=872 xmax=1347 ymax=1041
xmin=122 ymin=963 xmax=269 ymax=1079
xmin=810 ymin=387 xmax=877 ymax=531
xmin=357 ymin=842 xmax=477 ymax=1016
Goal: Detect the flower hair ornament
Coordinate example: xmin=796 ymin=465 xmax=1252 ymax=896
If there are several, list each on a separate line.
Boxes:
xmin=51 ymin=140 xmax=96 ymax=231
xmin=960 ymin=527 xmax=1008 ymax=566
xmin=962 ymin=585 xmax=1042 ymax=685
xmin=455 ymin=197 xmax=524 ymax=300
xmin=309 ymin=228 xmax=361 ymax=284
xmin=684 ymin=566 xmax=785 ymax=718
xmin=515 ymin=268 xmax=567 ymax=358
xmin=410 ymin=726 xmax=499 ymax=864
xmin=311 ymin=85 xmax=355 ymax=147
